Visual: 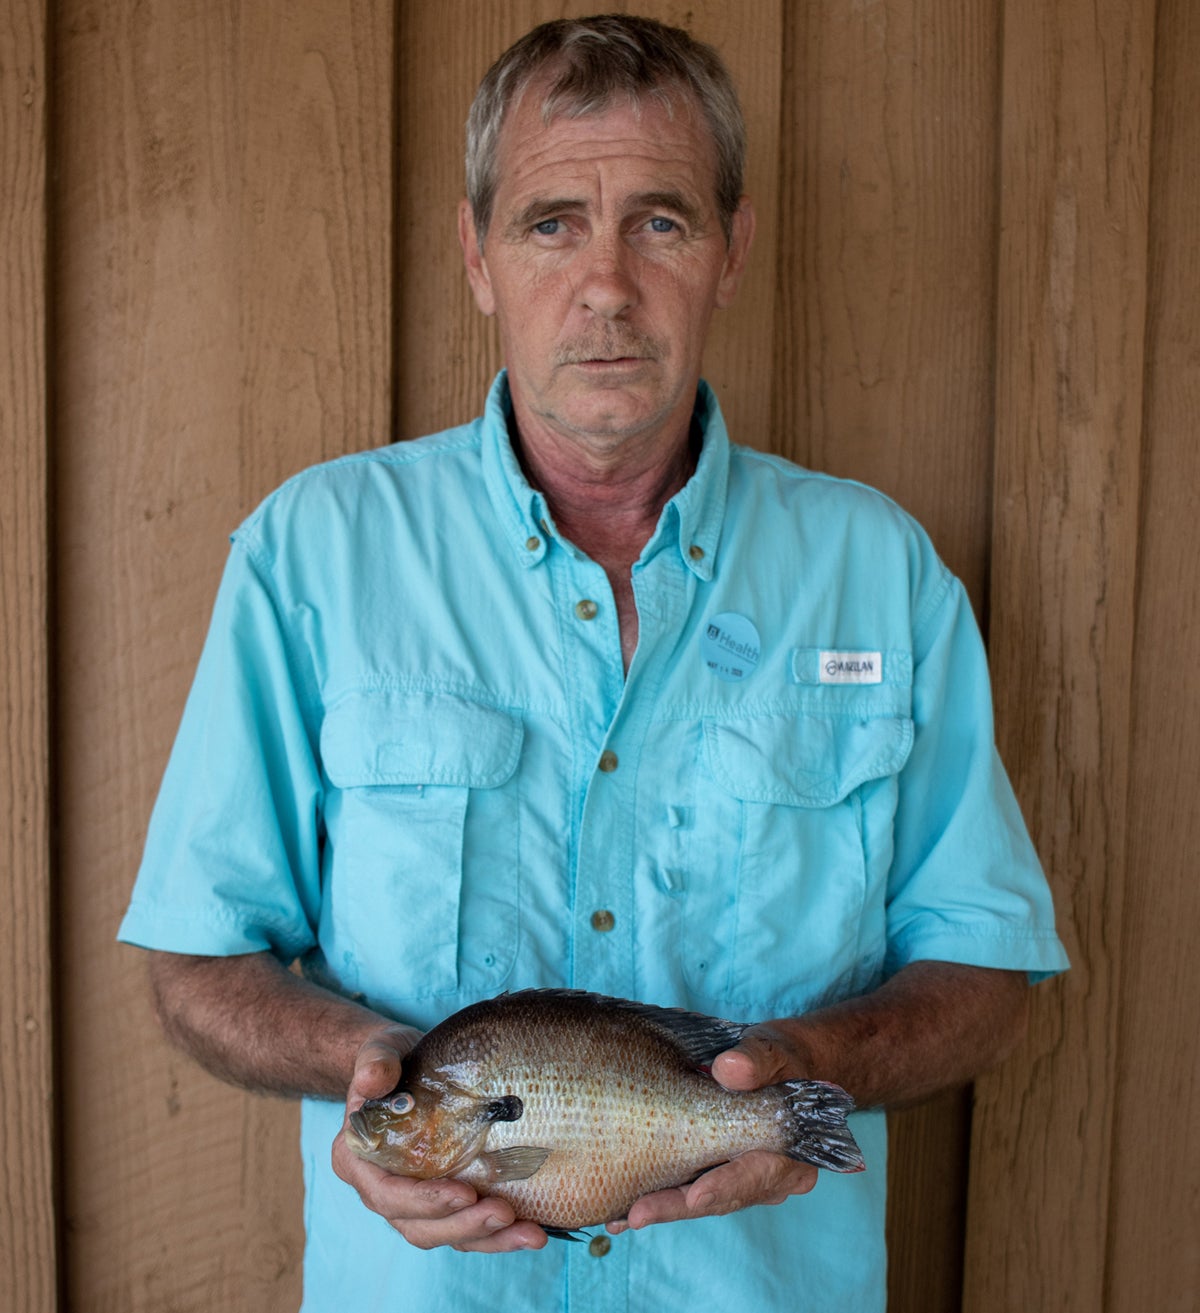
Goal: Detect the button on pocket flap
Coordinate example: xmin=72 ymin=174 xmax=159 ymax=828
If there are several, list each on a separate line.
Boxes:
xmin=321 ymin=692 xmax=523 ymax=788
xmin=705 ymin=712 xmax=913 ymax=807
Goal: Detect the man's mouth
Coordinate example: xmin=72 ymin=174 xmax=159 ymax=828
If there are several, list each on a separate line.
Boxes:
xmin=566 ymin=354 xmax=651 ymax=368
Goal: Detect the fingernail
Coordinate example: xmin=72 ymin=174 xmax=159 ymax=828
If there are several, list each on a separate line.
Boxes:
xmin=484 ymin=1215 xmax=508 ymax=1232
xmin=692 ymin=1191 xmax=716 ymax=1211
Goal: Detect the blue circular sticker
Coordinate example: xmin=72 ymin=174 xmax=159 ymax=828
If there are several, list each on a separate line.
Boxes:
xmin=701 ymin=612 xmax=761 ymax=682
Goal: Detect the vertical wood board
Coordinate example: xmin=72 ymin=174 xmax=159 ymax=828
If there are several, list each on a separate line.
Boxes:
xmin=964 ymin=0 xmax=1155 ymax=1307
xmin=0 ymin=2 xmax=55 ymax=1311
xmin=772 ymin=0 xmax=1001 ymax=603
xmin=53 ymin=1 xmax=393 ymax=1308
xmin=1107 ymin=0 xmax=1200 ymax=1305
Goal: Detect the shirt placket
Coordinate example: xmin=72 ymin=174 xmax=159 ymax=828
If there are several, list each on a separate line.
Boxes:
xmin=567 ymin=555 xmax=685 ymax=997
xmin=551 ymin=534 xmax=688 ymax=1313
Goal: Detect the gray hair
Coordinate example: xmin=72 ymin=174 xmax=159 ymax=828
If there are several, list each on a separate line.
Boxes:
xmin=466 ymin=14 xmax=746 ymax=245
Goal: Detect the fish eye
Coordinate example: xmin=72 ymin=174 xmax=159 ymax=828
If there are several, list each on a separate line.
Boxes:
xmin=385 ymin=1092 xmax=415 ymax=1115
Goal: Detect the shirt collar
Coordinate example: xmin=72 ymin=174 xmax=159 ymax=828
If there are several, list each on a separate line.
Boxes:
xmin=480 ymin=370 xmax=730 ymax=579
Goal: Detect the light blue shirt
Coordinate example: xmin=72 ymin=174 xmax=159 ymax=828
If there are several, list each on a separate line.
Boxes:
xmin=120 ymin=373 xmax=1067 ymax=1312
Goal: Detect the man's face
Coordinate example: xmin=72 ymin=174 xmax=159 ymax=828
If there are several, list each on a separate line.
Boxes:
xmin=460 ymin=85 xmax=754 ymax=457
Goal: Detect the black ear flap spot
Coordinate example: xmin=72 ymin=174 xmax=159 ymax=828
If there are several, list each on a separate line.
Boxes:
xmin=484 ymin=1095 xmax=525 ymax=1122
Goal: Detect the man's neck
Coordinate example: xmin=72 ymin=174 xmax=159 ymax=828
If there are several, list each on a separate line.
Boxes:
xmin=509 ymin=414 xmax=698 ymax=572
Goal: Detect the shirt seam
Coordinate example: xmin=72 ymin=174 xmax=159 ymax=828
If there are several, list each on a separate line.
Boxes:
xmin=323 ymin=674 xmax=565 ymax=721
xmin=231 ymin=534 xmax=327 ymax=737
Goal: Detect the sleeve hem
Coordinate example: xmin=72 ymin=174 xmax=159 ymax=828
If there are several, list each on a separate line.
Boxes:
xmin=117 ymin=901 xmax=312 ymax=961
xmin=886 ymin=921 xmax=1070 ymax=984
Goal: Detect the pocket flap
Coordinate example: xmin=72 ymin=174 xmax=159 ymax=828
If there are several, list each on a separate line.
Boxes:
xmin=321 ymin=691 xmax=523 ymax=788
xmin=705 ymin=712 xmax=913 ymax=807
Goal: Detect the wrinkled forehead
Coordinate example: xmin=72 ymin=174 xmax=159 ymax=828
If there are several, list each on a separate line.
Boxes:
xmin=494 ymin=73 xmax=717 ymax=193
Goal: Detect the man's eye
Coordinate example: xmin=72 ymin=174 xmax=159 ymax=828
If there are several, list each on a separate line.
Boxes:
xmin=533 ymin=218 xmax=562 ymax=236
xmin=648 ymin=216 xmax=678 ymax=234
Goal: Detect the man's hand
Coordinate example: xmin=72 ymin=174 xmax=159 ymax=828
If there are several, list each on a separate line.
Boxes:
xmin=608 ymin=1033 xmax=819 ymax=1234
xmin=608 ymin=1153 xmax=818 ymax=1234
xmin=609 ymin=961 xmax=1030 ymax=1233
xmin=330 ymin=1025 xmax=549 ymax=1254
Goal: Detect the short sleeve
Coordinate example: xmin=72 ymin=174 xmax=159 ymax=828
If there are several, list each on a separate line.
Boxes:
xmin=885 ymin=575 xmax=1069 ymax=982
xmin=118 ymin=537 xmax=323 ymax=960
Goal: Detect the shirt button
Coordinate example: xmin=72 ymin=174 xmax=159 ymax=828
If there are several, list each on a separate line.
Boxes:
xmin=575 ymin=599 xmax=598 ymax=621
xmin=688 ymin=544 xmax=705 ymax=561
xmin=591 ymin=909 xmax=615 ymax=933
xmin=588 ymin=1234 xmax=612 ymax=1257
xmin=598 ymin=750 xmax=618 ymax=773
xmin=525 ymin=535 xmax=541 ymax=552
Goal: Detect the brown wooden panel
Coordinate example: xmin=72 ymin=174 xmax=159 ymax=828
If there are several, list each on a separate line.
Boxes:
xmin=773 ymin=0 xmax=1001 ymax=601
xmin=964 ymin=0 xmax=1156 ymax=1308
xmin=0 ymin=3 xmax=55 ymax=1311
xmin=1107 ymin=0 xmax=1200 ymax=1305
xmin=773 ymin=5 xmax=1001 ymax=1309
xmin=395 ymin=0 xmax=781 ymax=449
xmin=53 ymin=2 xmax=393 ymax=1309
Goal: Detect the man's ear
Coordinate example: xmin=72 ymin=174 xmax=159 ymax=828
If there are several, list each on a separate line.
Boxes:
xmin=715 ymin=196 xmax=756 ymax=310
xmin=459 ymin=200 xmax=496 ymax=316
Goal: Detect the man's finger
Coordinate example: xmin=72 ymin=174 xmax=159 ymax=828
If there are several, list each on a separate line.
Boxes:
xmin=339 ymin=1156 xmax=545 ymax=1252
xmin=347 ymin=1024 xmax=422 ymax=1103
xmin=711 ymin=1028 xmax=797 ymax=1090
xmin=617 ymin=1151 xmax=818 ymax=1231
xmin=402 ymin=1208 xmax=548 ymax=1254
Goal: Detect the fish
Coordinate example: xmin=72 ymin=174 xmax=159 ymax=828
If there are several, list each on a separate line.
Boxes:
xmin=344 ymin=988 xmax=864 ymax=1233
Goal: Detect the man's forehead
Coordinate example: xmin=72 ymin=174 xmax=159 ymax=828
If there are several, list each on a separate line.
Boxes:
xmin=493 ymin=84 xmax=718 ymax=207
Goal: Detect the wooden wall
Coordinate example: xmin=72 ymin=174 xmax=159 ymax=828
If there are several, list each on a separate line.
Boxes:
xmin=2 ymin=0 xmax=1196 ymax=1308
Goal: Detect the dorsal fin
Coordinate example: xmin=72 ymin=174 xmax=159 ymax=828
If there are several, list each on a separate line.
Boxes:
xmin=499 ymin=988 xmax=747 ymax=1070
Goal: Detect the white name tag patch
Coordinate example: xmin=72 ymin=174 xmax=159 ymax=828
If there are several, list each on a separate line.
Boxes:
xmin=819 ymin=651 xmax=883 ymax=685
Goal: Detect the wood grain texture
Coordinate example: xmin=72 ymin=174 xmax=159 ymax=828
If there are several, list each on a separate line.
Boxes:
xmin=772 ymin=0 xmax=1001 ymax=601
xmin=0 ymin=3 xmax=55 ymax=1311
xmin=53 ymin=2 xmax=393 ymax=1308
xmin=1106 ymin=1 xmax=1200 ymax=1306
xmin=964 ymin=0 xmax=1155 ymax=1308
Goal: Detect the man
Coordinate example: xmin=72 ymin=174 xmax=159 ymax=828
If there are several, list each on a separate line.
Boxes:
xmin=121 ymin=14 xmax=1068 ymax=1311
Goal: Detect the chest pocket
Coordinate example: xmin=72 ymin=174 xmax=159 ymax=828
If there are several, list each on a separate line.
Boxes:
xmin=319 ymin=691 xmax=523 ymax=1005
xmin=685 ymin=710 xmax=912 ymax=1015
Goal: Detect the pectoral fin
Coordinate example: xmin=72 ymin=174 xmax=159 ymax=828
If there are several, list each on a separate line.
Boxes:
xmin=478 ymin=1146 xmax=551 ymax=1183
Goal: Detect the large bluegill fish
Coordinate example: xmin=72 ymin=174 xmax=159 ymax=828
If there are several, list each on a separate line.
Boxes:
xmin=345 ymin=989 xmax=864 ymax=1232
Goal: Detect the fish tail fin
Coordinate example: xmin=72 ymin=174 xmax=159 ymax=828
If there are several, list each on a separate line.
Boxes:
xmin=781 ymin=1079 xmax=866 ymax=1173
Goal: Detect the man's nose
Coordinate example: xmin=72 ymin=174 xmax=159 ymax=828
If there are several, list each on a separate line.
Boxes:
xmin=577 ymin=237 xmax=638 ymax=319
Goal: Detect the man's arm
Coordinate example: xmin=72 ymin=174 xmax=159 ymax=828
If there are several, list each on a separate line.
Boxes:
xmin=145 ymin=949 xmax=400 ymax=1099
xmin=146 ymin=949 xmax=548 ymax=1252
xmin=715 ymin=959 xmax=1030 ymax=1110
xmin=611 ymin=960 xmax=1028 ymax=1232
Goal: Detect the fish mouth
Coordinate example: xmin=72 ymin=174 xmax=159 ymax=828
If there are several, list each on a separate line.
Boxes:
xmin=346 ymin=1109 xmax=378 ymax=1152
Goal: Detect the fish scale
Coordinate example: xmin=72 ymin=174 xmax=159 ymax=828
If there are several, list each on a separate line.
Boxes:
xmin=346 ymin=989 xmax=864 ymax=1231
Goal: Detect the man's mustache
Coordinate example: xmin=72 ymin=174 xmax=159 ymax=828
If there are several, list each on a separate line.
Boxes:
xmin=555 ymin=328 xmax=663 ymax=365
